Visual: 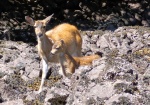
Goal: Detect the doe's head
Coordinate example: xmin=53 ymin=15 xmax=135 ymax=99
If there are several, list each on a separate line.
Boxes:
xmin=25 ymin=14 xmax=54 ymax=38
xmin=50 ymin=39 xmax=65 ymax=55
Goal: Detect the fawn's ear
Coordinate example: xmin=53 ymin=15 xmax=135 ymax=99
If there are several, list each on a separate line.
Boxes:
xmin=43 ymin=14 xmax=54 ymax=26
xmin=25 ymin=16 xmax=35 ymax=26
xmin=60 ymin=39 xmax=65 ymax=44
xmin=49 ymin=38 xmax=54 ymax=44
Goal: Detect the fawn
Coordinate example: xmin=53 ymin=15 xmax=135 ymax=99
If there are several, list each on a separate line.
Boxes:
xmin=50 ymin=39 xmax=101 ymax=76
xmin=25 ymin=14 xmax=82 ymax=93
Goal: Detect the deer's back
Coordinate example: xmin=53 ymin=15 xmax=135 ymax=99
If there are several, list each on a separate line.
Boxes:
xmin=46 ymin=23 xmax=82 ymax=57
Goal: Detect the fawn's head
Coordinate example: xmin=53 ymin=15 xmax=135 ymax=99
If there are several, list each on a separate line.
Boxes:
xmin=50 ymin=39 xmax=66 ymax=55
xmin=25 ymin=14 xmax=53 ymax=39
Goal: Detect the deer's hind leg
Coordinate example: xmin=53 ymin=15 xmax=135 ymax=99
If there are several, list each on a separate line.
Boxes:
xmin=59 ymin=60 xmax=67 ymax=77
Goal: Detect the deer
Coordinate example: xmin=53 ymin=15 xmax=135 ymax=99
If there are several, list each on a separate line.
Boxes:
xmin=25 ymin=14 xmax=82 ymax=93
xmin=50 ymin=39 xmax=101 ymax=76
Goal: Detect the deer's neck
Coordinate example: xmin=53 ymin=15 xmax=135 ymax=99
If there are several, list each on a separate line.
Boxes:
xmin=38 ymin=35 xmax=47 ymax=48
xmin=37 ymin=34 xmax=52 ymax=60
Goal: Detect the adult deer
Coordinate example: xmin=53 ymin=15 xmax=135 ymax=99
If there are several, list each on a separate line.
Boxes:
xmin=25 ymin=14 xmax=82 ymax=93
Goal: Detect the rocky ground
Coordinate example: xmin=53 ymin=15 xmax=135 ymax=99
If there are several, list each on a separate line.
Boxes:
xmin=0 ymin=26 xmax=150 ymax=105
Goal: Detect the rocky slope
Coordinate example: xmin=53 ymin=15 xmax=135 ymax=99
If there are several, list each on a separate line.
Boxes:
xmin=0 ymin=26 xmax=150 ymax=105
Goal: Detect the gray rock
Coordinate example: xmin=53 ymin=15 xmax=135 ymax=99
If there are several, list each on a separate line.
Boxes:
xmin=0 ymin=99 xmax=24 ymax=105
xmin=0 ymin=26 xmax=150 ymax=104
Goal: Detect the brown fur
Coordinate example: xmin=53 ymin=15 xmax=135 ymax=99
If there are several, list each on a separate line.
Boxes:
xmin=25 ymin=14 xmax=82 ymax=93
xmin=25 ymin=15 xmax=82 ymax=62
xmin=74 ymin=55 xmax=100 ymax=66
xmin=50 ymin=40 xmax=101 ymax=74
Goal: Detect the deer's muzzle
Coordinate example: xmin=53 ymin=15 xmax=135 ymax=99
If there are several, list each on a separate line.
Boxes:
xmin=37 ymin=33 xmax=43 ymax=38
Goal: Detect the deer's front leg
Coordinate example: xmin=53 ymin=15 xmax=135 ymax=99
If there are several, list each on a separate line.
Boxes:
xmin=38 ymin=59 xmax=48 ymax=93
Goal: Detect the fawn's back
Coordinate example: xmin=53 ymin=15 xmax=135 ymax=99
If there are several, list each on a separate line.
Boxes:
xmin=46 ymin=23 xmax=82 ymax=57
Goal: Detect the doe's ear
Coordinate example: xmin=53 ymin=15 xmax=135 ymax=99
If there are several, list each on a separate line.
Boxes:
xmin=25 ymin=16 xmax=35 ymax=26
xmin=60 ymin=39 xmax=65 ymax=44
xmin=43 ymin=14 xmax=54 ymax=26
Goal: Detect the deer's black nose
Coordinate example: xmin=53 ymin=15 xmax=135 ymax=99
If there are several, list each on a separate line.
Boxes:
xmin=37 ymin=33 xmax=43 ymax=38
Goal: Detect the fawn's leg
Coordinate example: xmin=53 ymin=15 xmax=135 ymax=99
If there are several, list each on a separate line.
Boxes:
xmin=38 ymin=59 xmax=48 ymax=93
xmin=59 ymin=61 xmax=67 ymax=77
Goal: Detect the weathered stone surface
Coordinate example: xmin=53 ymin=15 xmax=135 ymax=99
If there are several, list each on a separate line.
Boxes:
xmin=0 ymin=26 xmax=150 ymax=104
xmin=0 ymin=99 xmax=24 ymax=105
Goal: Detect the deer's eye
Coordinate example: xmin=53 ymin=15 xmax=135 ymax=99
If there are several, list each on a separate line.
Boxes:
xmin=42 ymin=26 xmax=46 ymax=28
